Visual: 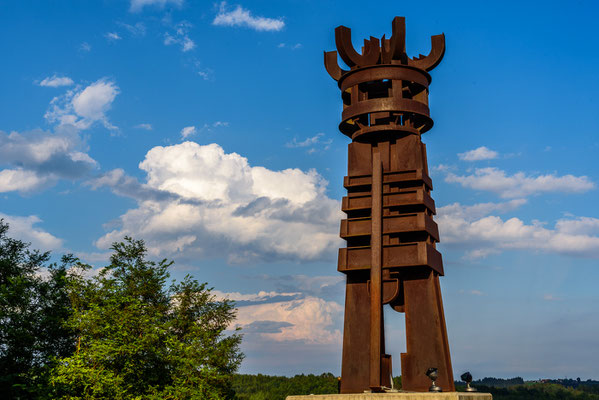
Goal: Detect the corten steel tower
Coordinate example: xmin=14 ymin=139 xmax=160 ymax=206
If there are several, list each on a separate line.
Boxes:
xmin=324 ymin=17 xmax=454 ymax=393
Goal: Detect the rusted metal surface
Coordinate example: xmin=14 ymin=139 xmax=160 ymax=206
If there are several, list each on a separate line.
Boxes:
xmin=370 ymin=151 xmax=383 ymax=391
xmin=325 ymin=17 xmax=454 ymax=393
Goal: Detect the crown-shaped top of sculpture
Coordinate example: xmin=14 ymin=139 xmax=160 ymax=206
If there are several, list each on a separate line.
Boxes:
xmin=325 ymin=16 xmax=445 ymax=81
xmin=324 ymin=17 xmax=446 ymax=140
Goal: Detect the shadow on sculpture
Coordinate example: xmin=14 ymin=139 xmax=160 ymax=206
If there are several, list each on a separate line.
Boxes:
xmin=325 ymin=16 xmax=454 ymax=393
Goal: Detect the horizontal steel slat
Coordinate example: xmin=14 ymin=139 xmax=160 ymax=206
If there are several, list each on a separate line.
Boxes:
xmin=337 ymin=242 xmax=444 ymax=275
xmin=342 ymin=189 xmax=436 ymax=214
xmin=340 ymin=213 xmax=439 ymax=241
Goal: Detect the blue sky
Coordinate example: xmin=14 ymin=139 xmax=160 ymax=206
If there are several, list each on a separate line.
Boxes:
xmin=2 ymin=0 xmax=599 ymax=381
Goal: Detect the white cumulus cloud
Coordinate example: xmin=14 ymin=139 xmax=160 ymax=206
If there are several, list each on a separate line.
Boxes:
xmin=72 ymin=81 xmax=119 ymax=120
xmin=234 ymin=295 xmax=342 ymax=344
xmin=437 ymin=201 xmax=599 ymax=259
xmin=2 ymin=77 xmax=110 ymax=194
xmin=0 ymin=169 xmax=50 ymax=193
xmin=45 ymin=79 xmax=120 ymax=130
xmin=555 ymin=216 xmax=599 ymax=236
xmin=213 ymin=2 xmax=285 ymax=32
xmin=180 ymin=126 xmax=196 ymax=139
xmin=39 ymin=75 xmax=74 ymax=88
xmin=0 ymin=213 xmax=63 ymax=251
xmin=92 ymin=142 xmax=342 ymax=263
xmin=445 ymin=167 xmax=594 ymax=198
xmin=458 ymin=146 xmax=499 ymax=161
xmin=0 ymin=128 xmax=98 ymax=194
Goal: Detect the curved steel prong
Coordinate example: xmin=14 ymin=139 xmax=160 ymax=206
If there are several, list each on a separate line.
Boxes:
xmin=335 ymin=26 xmax=381 ymax=68
xmin=382 ymin=16 xmax=406 ymax=63
xmin=324 ymin=51 xmax=347 ymax=81
xmin=335 ymin=26 xmax=358 ymax=67
xmin=408 ymin=33 xmax=445 ymax=71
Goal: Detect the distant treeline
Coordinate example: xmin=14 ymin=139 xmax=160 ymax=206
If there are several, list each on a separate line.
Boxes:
xmin=232 ymin=373 xmax=339 ymax=400
xmin=465 ymin=383 xmax=599 ymax=400
xmin=468 ymin=377 xmax=525 ymax=388
xmin=233 ymin=374 xmax=599 ymax=400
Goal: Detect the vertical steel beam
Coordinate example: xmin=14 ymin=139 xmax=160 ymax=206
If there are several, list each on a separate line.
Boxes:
xmin=369 ymin=150 xmax=383 ymax=391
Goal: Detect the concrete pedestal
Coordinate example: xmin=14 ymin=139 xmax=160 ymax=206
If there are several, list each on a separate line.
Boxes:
xmin=286 ymin=393 xmax=492 ymax=400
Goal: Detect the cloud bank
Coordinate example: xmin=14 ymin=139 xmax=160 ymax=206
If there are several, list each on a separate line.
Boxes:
xmin=0 ymin=128 xmax=97 ymax=193
xmin=445 ymin=167 xmax=594 ymax=198
xmin=437 ymin=201 xmax=599 ymax=259
xmin=234 ymin=295 xmax=342 ymax=344
xmin=92 ymin=142 xmax=342 ymax=263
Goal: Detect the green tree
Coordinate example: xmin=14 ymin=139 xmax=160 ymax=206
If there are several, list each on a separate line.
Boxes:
xmin=0 ymin=220 xmax=76 ymax=399
xmin=50 ymin=237 xmax=243 ymax=400
xmin=232 ymin=373 xmax=340 ymax=400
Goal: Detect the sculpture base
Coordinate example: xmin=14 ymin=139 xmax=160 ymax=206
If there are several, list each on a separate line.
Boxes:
xmin=287 ymin=393 xmax=491 ymax=400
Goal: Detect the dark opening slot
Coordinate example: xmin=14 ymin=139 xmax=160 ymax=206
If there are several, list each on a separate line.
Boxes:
xmin=386 ymin=204 xmax=427 ymax=215
xmin=346 ymin=236 xmax=371 ymax=248
xmin=345 ymin=208 xmax=371 ymax=219
xmin=386 ymin=231 xmax=430 ymax=244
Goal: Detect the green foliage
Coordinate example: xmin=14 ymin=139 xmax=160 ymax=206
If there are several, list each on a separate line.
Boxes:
xmin=0 ymin=222 xmax=243 ymax=399
xmin=471 ymin=383 xmax=599 ymax=400
xmin=392 ymin=375 xmax=402 ymax=390
xmin=50 ymin=237 xmax=243 ymax=399
xmin=0 ymin=220 xmax=76 ymax=399
xmin=580 ymin=384 xmax=599 ymax=395
xmin=232 ymin=373 xmax=339 ymax=400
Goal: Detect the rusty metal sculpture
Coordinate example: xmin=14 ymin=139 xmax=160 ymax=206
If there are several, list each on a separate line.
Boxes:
xmin=325 ymin=17 xmax=454 ymax=393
